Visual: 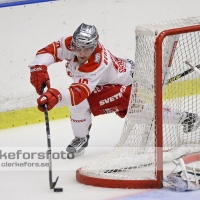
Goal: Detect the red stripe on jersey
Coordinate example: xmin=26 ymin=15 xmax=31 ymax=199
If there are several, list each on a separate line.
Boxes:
xmin=64 ymin=36 xmax=73 ymax=51
xmin=69 ymin=83 xmax=91 ymax=106
xmin=36 ymin=42 xmax=61 ymax=62
xmin=78 ymin=43 xmax=103 ymax=73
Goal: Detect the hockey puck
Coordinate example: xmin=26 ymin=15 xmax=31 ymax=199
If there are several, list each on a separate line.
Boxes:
xmin=54 ymin=187 xmax=63 ymax=192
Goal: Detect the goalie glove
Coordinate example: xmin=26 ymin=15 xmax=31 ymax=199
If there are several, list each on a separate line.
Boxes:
xmin=37 ymin=88 xmax=62 ymax=112
xmin=30 ymin=65 xmax=50 ymax=95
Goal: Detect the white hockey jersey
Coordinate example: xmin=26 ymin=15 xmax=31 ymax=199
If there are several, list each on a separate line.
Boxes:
xmin=29 ymin=36 xmax=134 ymax=107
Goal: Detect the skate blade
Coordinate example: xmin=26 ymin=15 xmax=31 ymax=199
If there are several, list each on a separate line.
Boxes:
xmin=67 ymin=149 xmax=85 ymax=159
xmin=75 ymin=149 xmax=85 ymax=157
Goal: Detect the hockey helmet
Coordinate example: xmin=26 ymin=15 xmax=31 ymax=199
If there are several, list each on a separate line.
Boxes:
xmin=72 ymin=23 xmax=99 ymax=50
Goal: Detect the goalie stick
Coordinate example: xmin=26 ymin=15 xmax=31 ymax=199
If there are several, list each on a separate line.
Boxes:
xmin=167 ymin=64 xmax=200 ymax=84
xmin=185 ymin=60 xmax=200 ymax=77
xmin=42 ymin=85 xmax=59 ymax=190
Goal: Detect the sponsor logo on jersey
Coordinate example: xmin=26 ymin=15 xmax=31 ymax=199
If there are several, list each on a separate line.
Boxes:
xmin=117 ymin=59 xmax=126 ymax=73
xmin=99 ymin=86 xmax=126 ymax=106
xmin=70 ymin=117 xmax=86 ymax=123
xmin=101 ymin=45 xmax=108 ymax=65
xmin=95 ymin=53 xmax=100 ymax=63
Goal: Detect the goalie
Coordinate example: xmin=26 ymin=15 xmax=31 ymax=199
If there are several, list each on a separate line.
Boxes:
xmin=164 ymin=153 xmax=200 ymax=191
xmin=28 ymin=23 xmax=200 ymax=158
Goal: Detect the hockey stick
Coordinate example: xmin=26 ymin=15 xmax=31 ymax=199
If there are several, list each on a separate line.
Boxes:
xmin=185 ymin=60 xmax=200 ymax=77
xmin=42 ymin=85 xmax=59 ymax=190
xmin=167 ymin=64 xmax=200 ymax=84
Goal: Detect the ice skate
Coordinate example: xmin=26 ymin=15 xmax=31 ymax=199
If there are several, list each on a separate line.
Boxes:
xmin=66 ymin=135 xmax=90 ymax=159
xmin=182 ymin=112 xmax=200 ymax=133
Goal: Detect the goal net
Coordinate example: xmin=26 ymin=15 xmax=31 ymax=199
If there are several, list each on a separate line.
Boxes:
xmin=76 ymin=16 xmax=200 ymax=188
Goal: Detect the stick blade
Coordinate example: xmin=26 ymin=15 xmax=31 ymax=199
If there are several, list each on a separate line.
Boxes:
xmin=50 ymin=176 xmax=59 ymax=189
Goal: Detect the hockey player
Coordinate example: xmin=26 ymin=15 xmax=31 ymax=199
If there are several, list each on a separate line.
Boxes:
xmin=164 ymin=153 xmax=200 ymax=191
xmin=29 ymin=23 xmax=200 ymax=158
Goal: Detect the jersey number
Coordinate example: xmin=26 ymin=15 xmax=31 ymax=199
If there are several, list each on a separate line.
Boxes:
xmin=79 ymin=78 xmax=88 ymax=84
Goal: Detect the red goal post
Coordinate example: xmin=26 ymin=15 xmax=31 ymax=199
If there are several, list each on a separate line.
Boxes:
xmin=76 ymin=17 xmax=200 ymax=189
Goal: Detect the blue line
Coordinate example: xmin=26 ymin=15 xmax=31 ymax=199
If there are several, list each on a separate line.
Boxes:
xmin=0 ymin=0 xmax=56 ymax=8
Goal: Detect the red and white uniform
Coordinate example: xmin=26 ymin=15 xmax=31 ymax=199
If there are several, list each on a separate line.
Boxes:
xmin=29 ymin=37 xmax=187 ymax=138
xmin=29 ymin=36 xmax=134 ymax=137
xmin=29 ymin=36 xmax=134 ymax=106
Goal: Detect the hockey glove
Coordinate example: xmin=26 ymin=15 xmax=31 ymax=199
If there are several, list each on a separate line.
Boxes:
xmin=30 ymin=65 xmax=50 ymax=95
xmin=37 ymin=88 xmax=62 ymax=112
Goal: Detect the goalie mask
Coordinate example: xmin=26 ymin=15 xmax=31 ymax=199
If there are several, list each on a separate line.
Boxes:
xmin=72 ymin=23 xmax=99 ymax=52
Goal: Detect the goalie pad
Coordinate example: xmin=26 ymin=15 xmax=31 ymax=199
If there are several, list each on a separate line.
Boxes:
xmin=164 ymin=153 xmax=200 ymax=191
xmin=164 ymin=172 xmax=188 ymax=192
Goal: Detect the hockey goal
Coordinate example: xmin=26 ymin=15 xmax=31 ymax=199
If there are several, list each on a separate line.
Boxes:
xmin=76 ymin=17 xmax=200 ymax=188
